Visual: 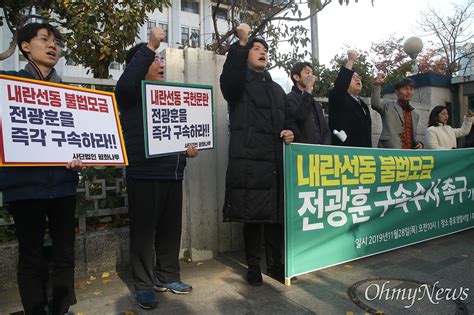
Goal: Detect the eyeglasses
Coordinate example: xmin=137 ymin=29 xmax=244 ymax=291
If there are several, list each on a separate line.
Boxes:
xmin=36 ymin=35 xmax=64 ymax=49
xmin=154 ymin=55 xmax=165 ymax=65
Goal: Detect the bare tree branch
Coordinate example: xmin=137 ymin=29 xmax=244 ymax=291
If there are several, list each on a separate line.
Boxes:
xmin=0 ymin=4 xmax=36 ymax=60
xmin=0 ymin=36 xmax=17 ymax=60
xmin=211 ymin=0 xmax=222 ymax=53
xmin=418 ymin=0 xmax=473 ymax=75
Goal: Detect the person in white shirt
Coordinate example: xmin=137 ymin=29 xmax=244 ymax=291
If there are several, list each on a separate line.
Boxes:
xmin=426 ymin=105 xmax=473 ymax=149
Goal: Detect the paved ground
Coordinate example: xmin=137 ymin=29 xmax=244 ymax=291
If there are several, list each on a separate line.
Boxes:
xmin=1 ymin=228 xmax=473 ymax=315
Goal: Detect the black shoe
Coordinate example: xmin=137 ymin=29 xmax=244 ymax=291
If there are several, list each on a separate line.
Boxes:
xmin=246 ymin=265 xmax=263 ymax=286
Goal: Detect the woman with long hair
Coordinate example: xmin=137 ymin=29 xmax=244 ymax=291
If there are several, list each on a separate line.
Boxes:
xmin=426 ymin=105 xmax=473 ymax=149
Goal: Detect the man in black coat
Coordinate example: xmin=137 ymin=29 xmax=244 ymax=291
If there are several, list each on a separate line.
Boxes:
xmin=220 ymin=23 xmax=295 ymax=286
xmin=115 ymin=27 xmax=198 ymax=310
xmin=328 ymin=50 xmax=372 ymax=147
xmin=286 ymin=62 xmax=331 ymax=145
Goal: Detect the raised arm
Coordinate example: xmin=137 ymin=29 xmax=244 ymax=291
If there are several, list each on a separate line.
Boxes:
xmin=371 ymin=71 xmax=386 ymax=114
xmin=328 ymin=50 xmax=357 ymax=140
xmin=115 ymin=27 xmax=164 ymax=110
xmin=454 ymin=112 xmax=473 ymax=138
xmin=332 ymin=50 xmax=358 ymax=96
xmin=220 ymin=24 xmax=251 ymax=102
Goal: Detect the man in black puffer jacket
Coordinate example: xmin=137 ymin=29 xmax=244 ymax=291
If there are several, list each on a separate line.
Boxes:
xmin=220 ymin=23 xmax=295 ymax=286
xmin=0 ymin=23 xmax=83 ymax=315
xmin=115 ymin=27 xmax=198 ymax=310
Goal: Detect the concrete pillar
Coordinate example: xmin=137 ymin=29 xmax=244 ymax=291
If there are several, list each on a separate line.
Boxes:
xmin=171 ymin=0 xmax=181 ymax=48
xmin=200 ymin=0 xmax=213 ymax=47
xmin=163 ymin=47 xmax=242 ymax=261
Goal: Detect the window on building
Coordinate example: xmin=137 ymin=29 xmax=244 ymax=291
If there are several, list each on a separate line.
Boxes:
xmin=214 ymin=7 xmax=228 ymax=20
xmin=190 ymin=28 xmax=200 ymax=48
xmin=109 ymin=61 xmax=121 ymax=70
xmin=181 ymin=27 xmax=190 ymax=46
xmin=147 ymin=20 xmax=156 ymax=38
xmin=158 ymin=23 xmax=168 ymax=43
xmin=181 ymin=0 xmax=199 ymax=14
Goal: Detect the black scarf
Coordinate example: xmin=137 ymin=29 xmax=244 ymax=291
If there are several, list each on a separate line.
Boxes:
xmin=398 ymin=100 xmax=414 ymax=112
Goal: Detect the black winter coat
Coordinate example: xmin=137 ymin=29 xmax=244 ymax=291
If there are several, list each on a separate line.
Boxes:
xmin=286 ymin=86 xmax=331 ymax=145
xmin=220 ymin=42 xmax=295 ymax=223
xmin=328 ymin=67 xmax=372 ymax=147
xmin=0 ymin=70 xmax=78 ymax=203
xmin=115 ymin=46 xmax=186 ymax=180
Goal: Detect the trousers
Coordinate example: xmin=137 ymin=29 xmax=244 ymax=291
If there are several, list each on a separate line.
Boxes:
xmin=243 ymin=223 xmax=283 ymax=274
xmin=127 ymin=178 xmax=183 ymax=290
xmin=8 ymin=196 xmax=77 ymax=315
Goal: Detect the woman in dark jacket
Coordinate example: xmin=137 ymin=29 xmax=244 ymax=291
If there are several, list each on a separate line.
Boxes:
xmin=220 ymin=23 xmax=295 ymax=286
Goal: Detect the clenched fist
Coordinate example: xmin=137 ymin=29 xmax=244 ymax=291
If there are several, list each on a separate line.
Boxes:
xmin=147 ymin=27 xmax=165 ymax=51
xmin=236 ymin=23 xmax=251 ymax=46
xmin=373 ymin=71 xmax=386 ymax=86
xmin=347 ymin=49 xmax=358 ymax=62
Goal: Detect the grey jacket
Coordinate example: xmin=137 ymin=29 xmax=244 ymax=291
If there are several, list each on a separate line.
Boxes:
xmin=371 ymin=85 xmax=423 ymax=149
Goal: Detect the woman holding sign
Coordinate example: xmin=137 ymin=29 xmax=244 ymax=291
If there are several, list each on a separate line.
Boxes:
xmin=0 ymin=23 xmax=83 ymax=315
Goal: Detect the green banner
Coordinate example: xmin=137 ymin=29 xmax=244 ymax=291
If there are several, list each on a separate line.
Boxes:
xmin=284 ymin=144 xmax=474 ymax=279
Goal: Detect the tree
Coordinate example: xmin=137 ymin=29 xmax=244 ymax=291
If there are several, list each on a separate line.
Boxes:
xmin=3 ymin=0 xmax=374 ymax=77
xmin=416 ymin=49 xmax=448 ymax=75
xmin=370 ymin=35 xmax=410 ymax=74
xmin=49 ymin=0 xmax=171 ymax=78
xmin=418 ymin=0 xmax=473 ymax=76
xmin=1 ymin=1 xmax=171 ymax=78
xmin=209 ymin=0 xmax=374 ymax=72
xmin=0 ymin=0 xmax=51 ymax=60
xmin=369 ymin=35 xmax=411 ymax=86
xmin=369 ymin=35 xmax=450 ymax=87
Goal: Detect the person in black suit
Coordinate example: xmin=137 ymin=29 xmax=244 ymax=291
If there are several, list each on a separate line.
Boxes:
xmin=286 ymin=62 xmax=331 ymax=145
xmin=328 ymin=50 xmax=372 ymax=147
